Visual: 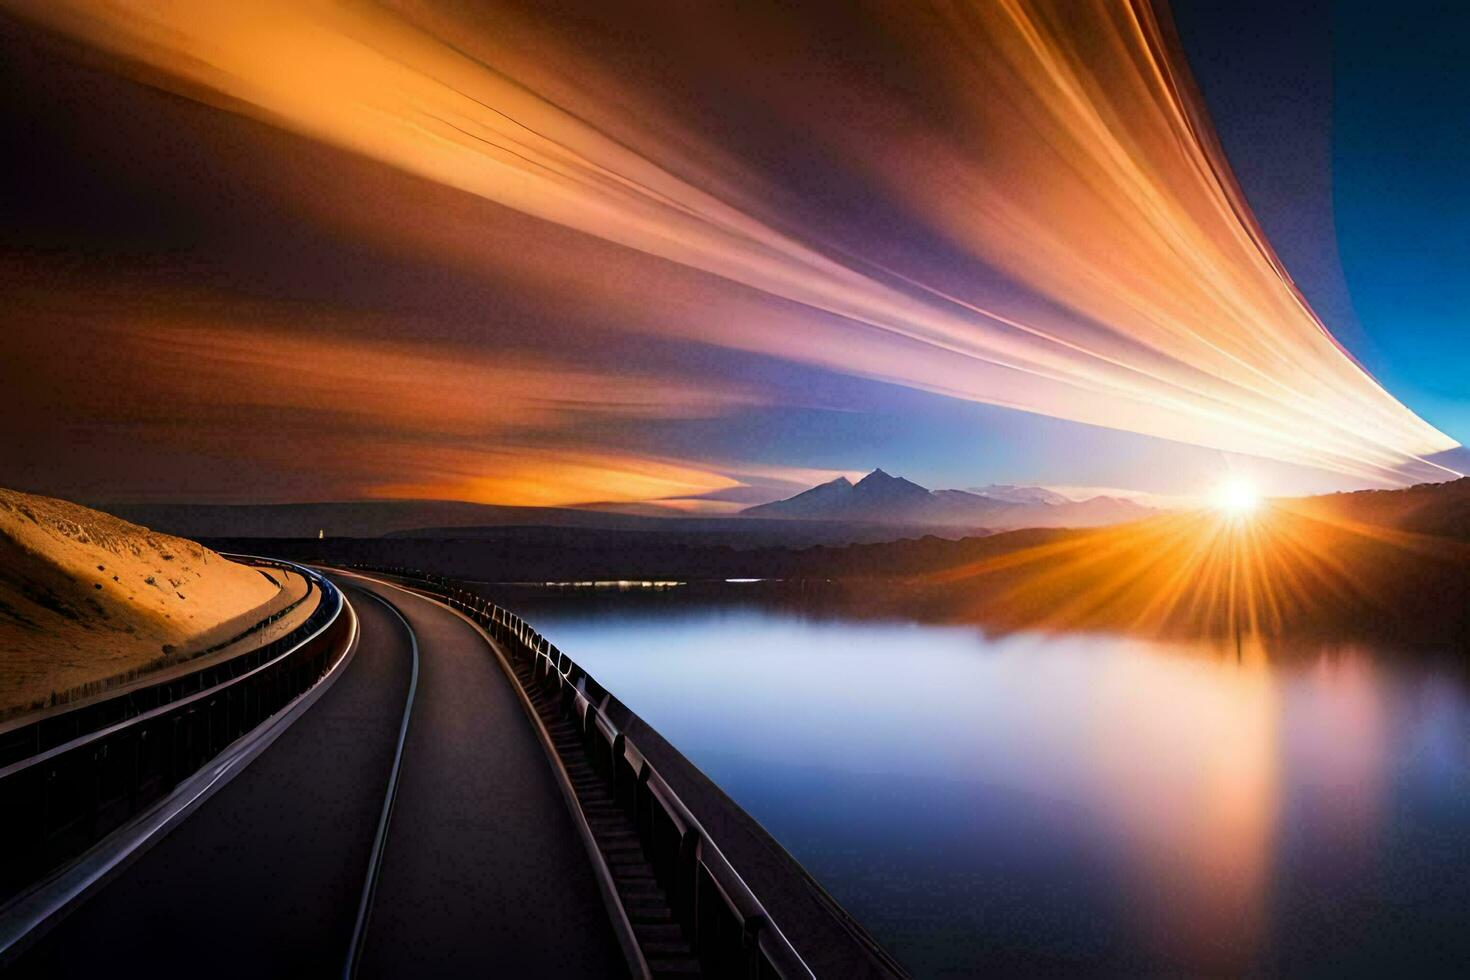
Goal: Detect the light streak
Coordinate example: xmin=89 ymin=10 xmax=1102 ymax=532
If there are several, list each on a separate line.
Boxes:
xmin=4 ymin=0 xmax=1458 ymax=483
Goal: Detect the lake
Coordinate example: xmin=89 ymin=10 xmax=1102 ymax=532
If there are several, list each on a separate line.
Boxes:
xmin=511 ymin=590 xmax=1470 ymax=976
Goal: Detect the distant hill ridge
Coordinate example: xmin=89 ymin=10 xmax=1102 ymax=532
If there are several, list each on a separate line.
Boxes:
xmin=108 ymin=498 xmax=992 ymax=546
xmin=743 ymin=468 xmax=1158 ymax=529
xmin=109 ymin=470 xmax=1160 ymax=540
xmin=1291 ymin=476 xmax=1470 ymax=539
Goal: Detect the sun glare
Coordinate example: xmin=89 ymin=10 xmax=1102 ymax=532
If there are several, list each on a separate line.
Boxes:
xmin=1212 ymin=478 xmax=1260 ymax=518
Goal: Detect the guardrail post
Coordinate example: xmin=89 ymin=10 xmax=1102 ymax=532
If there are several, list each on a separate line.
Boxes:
xmin=677 ymin=825 xmax=701 ymax=938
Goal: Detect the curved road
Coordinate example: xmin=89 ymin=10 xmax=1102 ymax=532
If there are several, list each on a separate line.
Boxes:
xmin=347 ymin=575 xmax=623 ymax=978
xmin=11 ymin=576 xmax=625 ymax=978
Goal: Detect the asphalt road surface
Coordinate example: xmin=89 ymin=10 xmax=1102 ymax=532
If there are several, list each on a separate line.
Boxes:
xmin=12 ymin=575 xmax=624 ymax=978
xmin=346 ymin=576 xmax=623 ymax=978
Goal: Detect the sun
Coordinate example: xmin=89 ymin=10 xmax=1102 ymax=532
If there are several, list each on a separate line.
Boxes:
xmin=1211 ymin=477 xmax=1260 ymax=518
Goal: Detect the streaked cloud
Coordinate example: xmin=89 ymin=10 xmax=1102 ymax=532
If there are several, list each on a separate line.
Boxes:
xmin=115 ymin=321 xmax=765 ymax=434
xmin=364 ymin=445 xmax=743 ymax=509
xmin=4 ymin=0 xmax=1456 ymax=488
xmin=0 ymin=270 xmax=791 ymax=506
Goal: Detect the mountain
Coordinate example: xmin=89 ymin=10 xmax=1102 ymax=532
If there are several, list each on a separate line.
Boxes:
xmin=968 ymin=484 xmax=1072 ymax=506
xmin=743 ymin=469 xmax=1157 ymax=529
xmin=827 ymin=469 xmax=942 ymax=522
xmin=745 ymin=469 xmax=990 ymax=525
xmin=745 ymin=475 xmax=856 ymax=519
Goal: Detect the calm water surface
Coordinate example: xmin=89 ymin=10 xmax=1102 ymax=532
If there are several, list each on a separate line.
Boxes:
xmin=516 ymin=592 xmax=1470 ymax=976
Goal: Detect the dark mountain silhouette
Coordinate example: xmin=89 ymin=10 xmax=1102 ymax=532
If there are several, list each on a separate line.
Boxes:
xmin=108 ymin=498 xmax=990 ymax=547
xmin=747 ymin=475 xmax=857 ymax=519
xmin=743 ymin=469 xmax=1156 ymax=528
xmin=1290 ymin=476 xmax=1470 ymax=540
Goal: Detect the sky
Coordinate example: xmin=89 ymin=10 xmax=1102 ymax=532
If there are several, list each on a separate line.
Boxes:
xmin=1170 ymin=0 xmax=1470 ymax=481
xmin=1330 ymin=1 xmax=1470 ymax=443
xmin=0 ymin=1 xmax=1464 ymax=512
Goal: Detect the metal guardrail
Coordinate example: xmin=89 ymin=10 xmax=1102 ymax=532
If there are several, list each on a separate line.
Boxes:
xmin=0 ymin=570 xmax=319 ymax=767
xmin=357 ymin=566 xmax=815 ymax=980
xmin=0 ymin=558 xmax=348 ymax=907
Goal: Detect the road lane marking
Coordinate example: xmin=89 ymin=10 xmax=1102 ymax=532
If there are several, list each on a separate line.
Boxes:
xmin=342 ymin=588 xmax=420 ymax=980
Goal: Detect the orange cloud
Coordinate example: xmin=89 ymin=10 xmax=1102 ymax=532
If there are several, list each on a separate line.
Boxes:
xmin=365 ymin=445 xmax=742 ymax=509
xmin=0 ymin=267 xmax=778 ymax=507
xmin=115 ymin=321 xmax=763 ymax=434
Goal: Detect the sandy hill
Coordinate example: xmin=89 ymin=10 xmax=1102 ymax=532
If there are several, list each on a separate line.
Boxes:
xmin=0 ymin=488 xmax=282 ymax=720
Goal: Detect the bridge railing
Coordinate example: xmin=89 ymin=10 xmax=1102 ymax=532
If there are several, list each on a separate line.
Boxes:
xmin=355 ymin=565 xmax=816 ymax=980
xmin=0 ymin=558 xmax=349 ymax=906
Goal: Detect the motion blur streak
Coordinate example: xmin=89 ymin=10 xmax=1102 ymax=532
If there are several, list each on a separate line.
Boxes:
xmin=364 ymin=445 xmax=745 ymax=509
xmin=115 ymin=323 xmax=766 ymax=434
xmin=9 ymin=0 xmax=1457 ymax=482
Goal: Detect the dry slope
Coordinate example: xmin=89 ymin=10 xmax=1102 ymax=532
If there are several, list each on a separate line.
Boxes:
xmin=0 ymin=488 xmax=280 ymax=718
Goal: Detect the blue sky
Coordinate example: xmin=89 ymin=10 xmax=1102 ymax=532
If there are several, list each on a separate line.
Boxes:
xmin=1171 ymin=0 xmax=1466 ymax=457
xmin=1331 ymin=1 xmax=1470 ymax=444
